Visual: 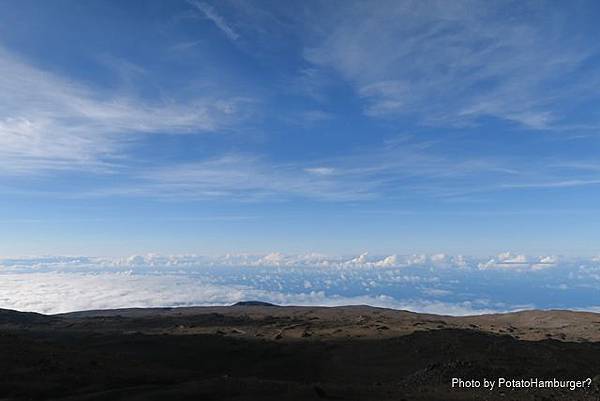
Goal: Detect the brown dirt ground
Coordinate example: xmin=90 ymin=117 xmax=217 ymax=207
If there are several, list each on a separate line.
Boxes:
xmin=2 ymin=304 xmax=600 ymax=400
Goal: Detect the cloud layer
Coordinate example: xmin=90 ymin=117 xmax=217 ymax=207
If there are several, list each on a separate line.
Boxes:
xmin=0 ymin=272 xmax=498 ymax=315
xmin=1 ymin=252 xmax=599 ymax=315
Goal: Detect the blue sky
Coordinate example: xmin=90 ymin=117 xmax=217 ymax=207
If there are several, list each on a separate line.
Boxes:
xmin=2 ymin=0 xmax=600 ymax=258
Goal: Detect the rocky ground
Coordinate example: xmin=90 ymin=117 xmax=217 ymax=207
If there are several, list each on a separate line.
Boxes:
xmin=1 ymin=303 xmax=600 ymax=400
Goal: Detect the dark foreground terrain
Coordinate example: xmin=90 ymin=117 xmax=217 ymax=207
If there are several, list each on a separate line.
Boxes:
xmin=2 ymin=304 xmax=600 ymax=400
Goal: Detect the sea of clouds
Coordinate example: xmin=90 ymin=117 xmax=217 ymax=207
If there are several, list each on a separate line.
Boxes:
xmin=1 ymin=252 xmax=599 ymax=315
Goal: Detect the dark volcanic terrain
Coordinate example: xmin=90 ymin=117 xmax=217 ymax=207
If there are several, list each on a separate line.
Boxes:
xmin=2 ymin=304 xmax=600 ymax=400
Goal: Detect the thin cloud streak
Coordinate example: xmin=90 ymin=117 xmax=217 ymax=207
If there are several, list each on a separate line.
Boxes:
xmin=29 ymin=133 xmax=600 ymax=203
xmin=188 ymin=0 xmax=240 ymax=41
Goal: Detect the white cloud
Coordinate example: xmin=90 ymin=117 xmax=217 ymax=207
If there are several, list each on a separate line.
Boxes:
xmin=0 ymin=272 xmax=247 ymax=314
xmin=0 ymin=271 xmax=500 ymax=315
xmin=188 ymin=1 xmax=240 ymax=41
xmin=304 ymin=167 xmax=336 ymax=176
xmin=1 ymin=252 xmax=599 ymax=315
xmin=257 ymin=252 xmax=286 ymax=266
xmin=346 ymin=252 xmax=369 ymax=266
xmin=478 ymin=252 xmax=559 ymax=270
xmin=0 ymin=252 xmax=569 ymax=272
xmin=421 ymin=288 xmax=452 ymax=297
xmin=115 ymin=154 xmax=380 ymax=201
xmin=0 ymin=46 xmax=250 ymax=175
xmin=300 ymin=110 xmax=333 ymax=122
xmin=374 ymin=254 xmax=398 ymax=267
xmin=304 ymin=1 xmax=598 ymax=129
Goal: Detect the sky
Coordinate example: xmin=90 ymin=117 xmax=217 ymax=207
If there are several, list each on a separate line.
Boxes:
xmin=1 ymin=1 xmax=600 ymax=314
xmin=2 ymin=0 xmax=600 ymax=257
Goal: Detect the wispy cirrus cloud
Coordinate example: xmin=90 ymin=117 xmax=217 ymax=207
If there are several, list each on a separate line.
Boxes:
xmin=0 ymin=46 xmax=252 ymax=175
xmin=75 ymin=132 xmax=600 ymax=202
xmin=103 ymin=154 xmax=380 ymax=201
xmin=2 ymin=1 xmax=599 ymax=206
xmin=303 ymin=0 xmax=600 ymax=129
xmin=500 ymin=179 xmax=600 ymax=190
xmin=85 ymin=134 xmax=506 ymax=202
xmin=188 ymin=0 xmax=240 ymax=41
